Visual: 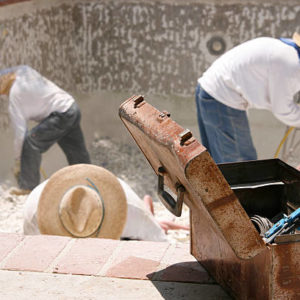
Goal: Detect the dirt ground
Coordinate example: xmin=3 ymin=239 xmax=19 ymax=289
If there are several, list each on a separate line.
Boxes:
xmin=0 ymin=136 xmax=190 ymax=244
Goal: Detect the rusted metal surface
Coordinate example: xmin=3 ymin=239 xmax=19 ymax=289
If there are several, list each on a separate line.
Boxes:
xmin=272 ymin=243 xmax=300 ymax=299
xmin=119 ymin=95 xmax=300 ymax=299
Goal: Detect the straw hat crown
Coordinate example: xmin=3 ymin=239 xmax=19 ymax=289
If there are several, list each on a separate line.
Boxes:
xmin=59 ymin=185 xmax=104 ymax=237
xmin=37 ymin=164 xmax=127 ymax=239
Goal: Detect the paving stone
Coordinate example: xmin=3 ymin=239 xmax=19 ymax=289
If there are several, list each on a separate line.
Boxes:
xmin=0 ymin=270 xmax=232 ymax=299
xmin=3 ymin=235 xmax=70 ymax=272
xmin=105 ymin=241 xmax=170 ymax=279
xmin=155 ymin=243 xmax=214 ymax=283
xmin=159 ymin=261 xmax=214 ymax=283
xmin=113 ymin=241 xmax=170 ymax=263
xmin=161 ymin=243 xmax=193 ymax=265
xmin=106 ymin=256 xmax=160 ymax=280
xmin=0 ymin=234 xmax=214 ymax=286
xmin=0 ymin=233 xmax=23 ymax=263
xmin=54 ymin=238 xmax=120 ymax=275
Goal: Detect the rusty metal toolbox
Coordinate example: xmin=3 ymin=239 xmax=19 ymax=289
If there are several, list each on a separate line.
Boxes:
xmin=119 ymin=95 xmax=300 ymax=300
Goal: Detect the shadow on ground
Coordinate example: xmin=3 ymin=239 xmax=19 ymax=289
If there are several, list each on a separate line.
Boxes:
xmin=146 ymin=261 xmax=232 ymax=299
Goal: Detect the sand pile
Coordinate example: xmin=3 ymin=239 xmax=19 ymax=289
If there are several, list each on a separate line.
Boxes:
xmin=0 ymin=136 xmax=190 ymax=244
xmin=0 ymin=182 xmax=27 ymax=234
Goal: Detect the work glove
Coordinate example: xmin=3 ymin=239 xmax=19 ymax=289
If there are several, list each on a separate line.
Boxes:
xmin=13 ymin=159 xmax=21 ymax=181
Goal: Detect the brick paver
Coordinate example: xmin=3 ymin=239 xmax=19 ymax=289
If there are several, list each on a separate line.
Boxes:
xmin=3 ymin=235 xmax=70 ymax=272
xmin=153 ymin=243 xmax=214 ymax=283
xmin=104 ymin=241 xmax=169 ymax=279
xmin=0 ymin=233 xmax=213 ymax=284
xmin=0 ymin=233 xmax=24 ymax=263
xmin=106 ymin=256 xmax=161 ymax=280
xmin=109 ymin=240 xmax=170 ymax=264
xmin=54 ymin=238 xmax=120 ymax=275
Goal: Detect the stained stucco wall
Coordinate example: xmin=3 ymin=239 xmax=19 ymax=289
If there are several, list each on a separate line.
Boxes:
xmin=0 ymin=0 xmax=299 ymax=97
xmin=0 ymin=0 xmax=298 ymax=182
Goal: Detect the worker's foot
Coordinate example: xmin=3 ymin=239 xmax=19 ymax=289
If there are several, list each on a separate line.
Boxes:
xmin=9 ymin=187 xmax=31 ymax=196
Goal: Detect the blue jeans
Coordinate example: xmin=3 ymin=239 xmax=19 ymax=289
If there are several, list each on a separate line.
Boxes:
xmin=195 ymin=83 xmax=257 ymax=164
xmin=18 ymin=102 xmax=91 ymax=190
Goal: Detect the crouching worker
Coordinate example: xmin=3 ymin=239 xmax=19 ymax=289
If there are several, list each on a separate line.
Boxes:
xmin=0 ymin=65 xmax=90 ymax=194
xmin=23 ymin=164 xmax=171 ymax=242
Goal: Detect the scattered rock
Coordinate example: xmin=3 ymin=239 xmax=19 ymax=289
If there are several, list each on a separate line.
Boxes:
xmin=90 ymin=136 xmax=159 ymax=200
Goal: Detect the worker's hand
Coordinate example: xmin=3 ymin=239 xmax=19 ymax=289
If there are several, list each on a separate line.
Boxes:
xmin=143 ymin=194 xmax=190 ymax=234
xmin=13 ymin=159 xmax=21 ymax=181
xmin=158 ymin=220 xmax=190 ymax=234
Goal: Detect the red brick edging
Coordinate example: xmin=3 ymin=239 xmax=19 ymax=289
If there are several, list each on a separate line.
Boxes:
xmin=0 ymin=0 xmax=29 ymax=7
xmin=0 ymin=232 xmax=214 ymax=284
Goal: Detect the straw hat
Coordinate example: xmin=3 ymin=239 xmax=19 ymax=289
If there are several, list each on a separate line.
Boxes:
xmin=292 ymin=31 xmax=300 ymax=47
xmin=37 ymin=164 xmax=127 ymax=239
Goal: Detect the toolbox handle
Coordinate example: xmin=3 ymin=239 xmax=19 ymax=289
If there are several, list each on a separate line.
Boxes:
xmin=158 ymin=166 xmax=185 ymax=217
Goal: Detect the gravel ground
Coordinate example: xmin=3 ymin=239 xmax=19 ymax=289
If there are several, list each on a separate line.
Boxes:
xmin=90 ymin=136 xmax=157 ymax=200
xmin=0 ymin=137 xmax=190 ymax=244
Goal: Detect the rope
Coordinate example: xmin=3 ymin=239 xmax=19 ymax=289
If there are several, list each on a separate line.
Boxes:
xmin=250 ymin=215 xmax=273 ymax=236
xmin=274 ymin=126 xmax=295 ymax=158
xmin=40 ymin=166 xmax=48 ymax=180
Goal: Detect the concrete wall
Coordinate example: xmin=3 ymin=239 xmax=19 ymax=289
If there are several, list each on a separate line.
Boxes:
xmin=0 ymin=0 xmax=299 ymax=96
xmin=0 ymin=0 xmax=299 ymax=182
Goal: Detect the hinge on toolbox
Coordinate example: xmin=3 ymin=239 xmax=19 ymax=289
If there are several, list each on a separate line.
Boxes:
xmin=157 ymin=166 xmax=185 ymax=217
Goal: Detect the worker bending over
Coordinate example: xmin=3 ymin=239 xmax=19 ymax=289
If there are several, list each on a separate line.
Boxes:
xmin=196 ymin=31 xmax=300 ymax=163
xmin=0 ymin=65 xmax=90 ymax=193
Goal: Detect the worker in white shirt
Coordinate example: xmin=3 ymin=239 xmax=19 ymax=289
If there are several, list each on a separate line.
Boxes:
xmin=23 ymin=164 xmax=189 ymax=242
xmin=195 ymin=31 xmax=300 ymax=163
xmin=0 ymin=65 xmax=91 ymax=193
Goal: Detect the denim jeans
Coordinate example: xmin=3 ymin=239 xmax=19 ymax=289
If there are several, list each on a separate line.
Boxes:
xmin=195 ymin=82 xmax=257 ymax=164
xmin=18 ymin=102 xmax=91 ymax=190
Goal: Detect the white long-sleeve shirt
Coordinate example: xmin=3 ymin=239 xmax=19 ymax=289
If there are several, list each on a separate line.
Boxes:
xmin=23 ymin=178 xmax=167 ymax=242
xmin=5 ymin=65 xmax=74 ymax=160
xmin=199 ymin=37 xmax=300 ymax=127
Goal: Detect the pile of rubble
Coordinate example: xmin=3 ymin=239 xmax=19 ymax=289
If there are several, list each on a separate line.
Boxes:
xmin=0 ymin=182 xmax=27 ymax=233
xmin=90 ymin=136 xmax=158 ymax=200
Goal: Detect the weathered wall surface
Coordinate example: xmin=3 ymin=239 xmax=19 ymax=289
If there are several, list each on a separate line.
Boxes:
xmin=0 ymin=0 xmax=298 ymax=182
xmin=0 ymin=0 xmax=299 ymax=97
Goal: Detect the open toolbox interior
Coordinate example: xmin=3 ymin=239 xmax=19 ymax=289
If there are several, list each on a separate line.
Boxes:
xmin=218 ymin=159 xmax=300 ymax=244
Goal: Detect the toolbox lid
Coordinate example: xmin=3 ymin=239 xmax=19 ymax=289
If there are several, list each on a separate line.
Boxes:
xmin=119 ymin=95 xmax=266 ymax=259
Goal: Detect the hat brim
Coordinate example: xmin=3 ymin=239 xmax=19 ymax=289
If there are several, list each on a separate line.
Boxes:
xmin=37 ymin=164 xmax=127 ymax=239
xmin=292 ymin=32 xmax=300 ymax=47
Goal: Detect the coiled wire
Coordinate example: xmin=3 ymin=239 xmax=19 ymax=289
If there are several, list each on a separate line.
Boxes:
xmin=250 ymin=215 xmax=273 ymax=236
